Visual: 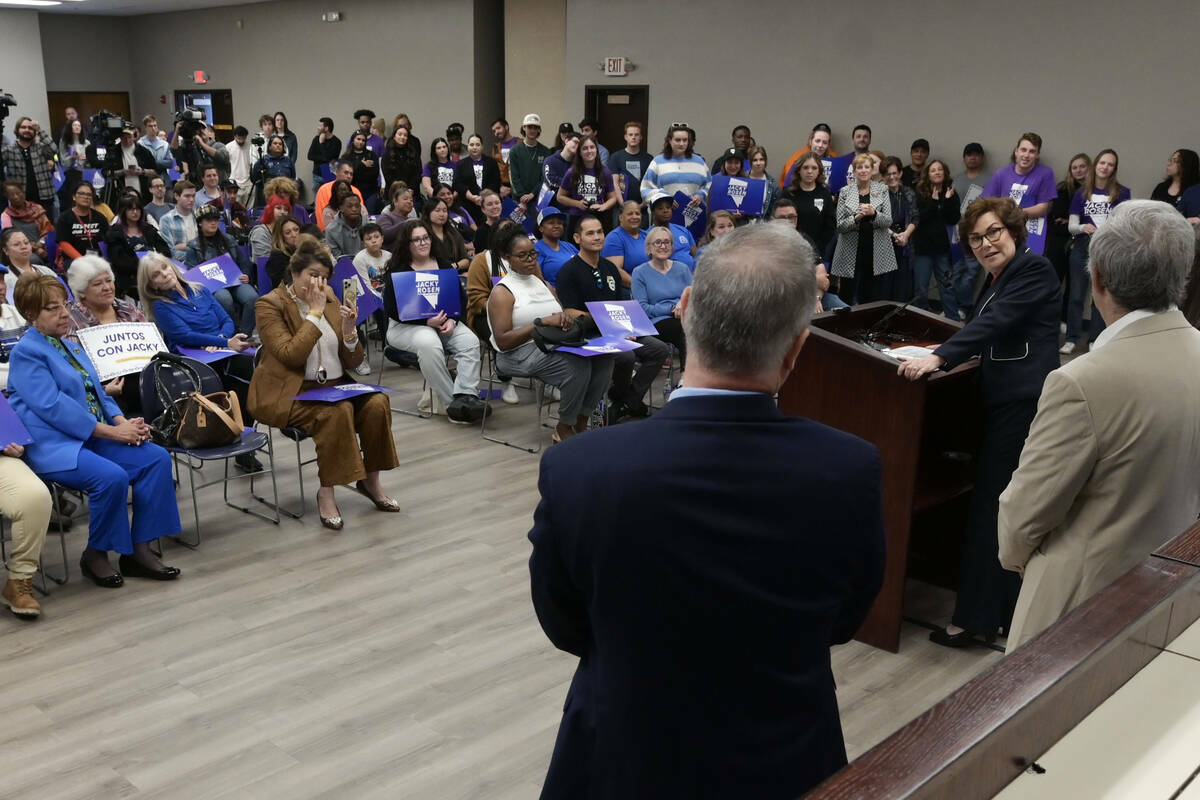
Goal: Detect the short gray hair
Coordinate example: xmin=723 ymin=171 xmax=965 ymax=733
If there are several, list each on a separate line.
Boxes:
xmin=66 ymin=255 xmax=115 ymax=298
xmin=684 ymin=223 xmax=817 ymax=376
xmin=1090 ymin=200 xmax=1193 ymax=311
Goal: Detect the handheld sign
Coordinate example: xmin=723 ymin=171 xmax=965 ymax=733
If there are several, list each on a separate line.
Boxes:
xmin=671 ymin=191 xmax=707 ymax=240
xmin=255 ymin=256 xmax=273 ymax=296
xmin=501 ymin=196 xmax=537 ymax=235
xmin=557 ymin=337 xmax=643 ymax=358
xmin=585 ymin=299 xmax=657 ymax=338
xmin=294 ymin=382 xmax=388 ymax=402
xmin=332 ymin=256 xmax=382 ymax=325
xmin=183 ymin=253 xmax=243 ymax=292
xmin=708 ymin=175 xmax=768 ymax=216
xmin=176 ymin=345 xmax=257 ymax=364
xmin=0 ymin=393 xmax=33 ymax=448
xmin=390 ymin=269 xmax=462 ymax=321
xmin=75 ymin=322 xmax=168 ymax=382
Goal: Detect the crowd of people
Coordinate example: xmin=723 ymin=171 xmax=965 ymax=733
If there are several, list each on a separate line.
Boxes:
xmin=2 ymin=103 xmax=1200 ymax=798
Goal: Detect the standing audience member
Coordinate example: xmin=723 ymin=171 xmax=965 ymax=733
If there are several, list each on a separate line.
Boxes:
xmin=782 ymin=153 xmax=836 ymax=260
xmin=307 ymin=117 xmax=342 ymax=192
xmin=226 ymin=126 xmax=255 ymax=207
xmin=902 ymin=138 xmax=930 ymax=187
xmin=381 ymin=126 xmax=423 ymax=204
xmin=421 ymin=138 xmax=458 ymax=200
xmin=452 ymin=134 xmax=502 ymax=227
xmin=272 ymin=112 xmax=299 ymax=163
xmin=607 ymin=122 xmax=654 ymax=220
xmin=1150 ymin=149 xmax=1199 ymax=209
xmin=138 ymin=115 xmax=174 ymax=180
xmin=1047 ymin=154 xmax=1090 ymax=292
xmin=640 ymin=124 xmax=711 ymax=209
xmin=103 ymin=126 xmax=158 ymax=203
xmin=746 ymin=146 xmax=780 ymax=215
xmin=491 ymin=117 xmax=519 ymax=196
xmin=58 ymin=119 xmax=89 ymax=206
xmin=982 ymin=132 xmax=1056 ymax=254
xmin=911 ymin=160 xmax=961 ymax=317
xmin=508 ymin=115 xmax=552 ymax=209
xmin=832 ymin=154 xmax=895 ymax=303
xmin=951 ymin=143 xmax=989 ymax=316
xmin=557 ymin=135 xmax=620 ymax=236
xmin=2 ymin=117 xmax=59 ymax=220
xmin=578 ymin=117 xmax=611 ymax=164
xmin=897 ymin=197 xmax=1060 ymax=649
xmin=882 ymin=157 xmax=918 ymax=299
xmin=343 ymin=132 xmax=380 ymax=209
xmin=999 ymin=201 xmax=1200 ymax=650
xmin=529 ymin=222 xmax=885 ymax=799
xmin=541 ymin=133 xmax=580 ymax=208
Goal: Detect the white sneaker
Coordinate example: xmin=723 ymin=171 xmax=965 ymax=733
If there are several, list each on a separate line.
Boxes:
xmin=501 ymin=383 xmax=519 ymax=405
xmin=1059 ymin=341 xmax=1076 ymax=355
xmin=355 ymin=362 xmax=372 ymax=376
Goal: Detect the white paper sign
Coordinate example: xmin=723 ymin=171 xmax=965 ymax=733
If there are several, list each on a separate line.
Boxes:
xmin=76 ymin=322 xmax=168 ymax=382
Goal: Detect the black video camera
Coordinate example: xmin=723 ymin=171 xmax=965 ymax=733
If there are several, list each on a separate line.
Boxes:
xmin=89 ymin=110 xmax=129 ymax=147
xmin=0 ymin=90 xmax=15 ymax=121
xmin=174 ymin=107 xmax=206 ymax=143
xmin=250 ymin=133 xmax=266 ymax=147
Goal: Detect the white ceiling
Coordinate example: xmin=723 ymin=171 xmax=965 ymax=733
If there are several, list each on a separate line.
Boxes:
xmin=16 ymin=0 xmax=277 ymax=15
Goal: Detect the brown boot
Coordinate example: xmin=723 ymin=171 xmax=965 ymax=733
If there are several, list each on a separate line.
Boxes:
xmin=1 ymin=578 xmax=41 ymax=619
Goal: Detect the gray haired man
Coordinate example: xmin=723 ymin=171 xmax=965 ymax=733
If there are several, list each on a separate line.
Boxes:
xmin=999 ymin=200 xmax=1200 ymax=651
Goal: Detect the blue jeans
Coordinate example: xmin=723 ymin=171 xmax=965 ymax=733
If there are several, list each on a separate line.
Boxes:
xmin=1066 ymin=235 xmax=1106 ymax=343
xmin=951 ymin=254 xmax=981 ymax=320
xmin=214 ymin=282 xmax=259 ymax=335
xmin=41 ymin=438 xmax=179 ymax=554
xmin=913 ymin=253 xmax=958 ymax=320
xmin=821 ymin=292 xmax=849 ymax=311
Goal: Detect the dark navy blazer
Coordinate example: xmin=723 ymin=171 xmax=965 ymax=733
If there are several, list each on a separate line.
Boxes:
xmin=529 ymin=392 xmax=886 ymax=799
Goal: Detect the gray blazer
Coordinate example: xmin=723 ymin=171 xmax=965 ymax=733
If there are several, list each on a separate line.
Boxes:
xmin=831 ymin=181 xmax=897 ymax=278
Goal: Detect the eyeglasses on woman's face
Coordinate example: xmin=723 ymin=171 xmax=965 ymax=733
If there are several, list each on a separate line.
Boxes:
xmin=410 ymin=235 xmax=431 ymax=244
xmin=967 ymin=224 xmax=1006 ymax=249
xmin=510 ymin=249 xmax=537 ymax=261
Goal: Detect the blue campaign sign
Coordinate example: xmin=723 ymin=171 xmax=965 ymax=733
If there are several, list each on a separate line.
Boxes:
xmin=825 ymin=154 xmax=856 ymax=195
xmin=585 ymin=299 xmax=657 ymax=338
xmin=0 ymin=392 xmax=33 ymax=448
xmin=390 ymin=269 xmax=462 ymax=321
xmin=671 ymin=191 xmax=707 ymax=240
xmin=708 ymin=175 xmax=768 ymax=216
xmin=501 ymin=197 xmax=536 ymax=236
xmin=332 ymin=256 xmax=382 ymax=325
xmin=183 ymin=254 xmax=242 ymax=292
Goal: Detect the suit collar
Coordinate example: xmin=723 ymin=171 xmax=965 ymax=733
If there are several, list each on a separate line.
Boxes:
xmin=1102 ymin=308 xmax=1190 ymax=346
xmin=655 ymin=392 xmax=785 ymax=423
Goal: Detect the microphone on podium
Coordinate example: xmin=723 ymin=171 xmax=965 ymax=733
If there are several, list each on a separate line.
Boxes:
xmin=861 ymin=293 xmax=924 ymax=346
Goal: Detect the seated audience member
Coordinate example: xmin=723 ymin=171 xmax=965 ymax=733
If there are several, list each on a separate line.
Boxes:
xmin=466 ymin=220 xmax=538 ymax=340
xmin=194 ymin=164 xmax=224 ymax=206
xmin=435 ymin=182 xmax=477 ymax=237
xmin=422 ymin=195 xmax=471 ymax=273
xmin=321 ymin=179 xmax=356 ymax=231
xmin=534 ymin=208 xmax=579 ymax=286
xmin=184 ymin=206 xmax=257 ymax=335
xmin=249 ymin=178 xmax=301 ymax=259
xmin=55 ymin=181 xmax=109 ymax=273
xmin=0 ymin=440 xmax=52 ymax=618
xmin=263 ymin=213 xmax=302 ymax=289
xmin=768 ymin=202 xmax=847 ymax=312
xmin=158 ymin=180 xmax=199 ymax=254
xmin=2 ymin=229 xmax=58 ymax=322
xmin=832 ymin=154 xmax=896 ymax=303
xmin=65 ymin=256 xmax=147 ymax=413
xmin=382 ymin=219 xmax=489 ymax=423
xmin=325 ymin=193 xmax=365 ymax=260
xmin=352 ymin=221 xmax=389 ymax=298
xmin=377 ymin=181 xmax=417 ymax=250
xmin=251 ymin=135 xmax=297 ymax=185
xmin=558 ymin=215 xmax=669 ymax=423
xmin=7 ymin=272 xmax=181 ymax=588
xmin=104 ymin=194 xmax=171 ymax=299
xmin=696 ymin=210 xmax=736 ymax=258
xmin=647 ymin=195 xmax=697 ymax=270
xmin=249 ymin=237 xmax=399 ymax=529
xmin=528 ymin=223 xmax=885 ymax=799
xmin=999 ymin=202 xmax=1200 ymax=650
xmin=143 ymin=175 xmax=173 ymax=224
xmin=601 ymin=201 xmax=649 ymax=275
xmin=314 ymin=161 xmax=362 ymax=230
xmin=138 ymin=253 xmax=260 ymax=471
xmin=208 ymin=179 xmax=251 ymax=232
xmin=632 ymin=226 xmax=692 ymax=368
xmin=472 ymin=189 xmax=505 ymax=253
xmin=2 ymin=181 xmax=53 ymax=260
xmin=487 ymin=230 xmax=614 ymax=442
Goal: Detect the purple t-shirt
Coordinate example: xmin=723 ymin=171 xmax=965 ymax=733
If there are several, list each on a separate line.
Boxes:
xmin=1068 ymin=186 xmax=1131 ymax=228
xmin=422 ymin=162 xmax=456 ymax=188
xmin=982 ymin=162 xmax=1057 ymax=239
xmin=559 ymin=166 xmax=614 ymax=215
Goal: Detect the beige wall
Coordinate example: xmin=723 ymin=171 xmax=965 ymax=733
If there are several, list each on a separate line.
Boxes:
xmin=504 ymin=0 xmax=566 ymax=134
xmin=564 ymin=0 xmax=1200 ymax=194
xmin=0 ymin=10 xmax=50 ymax=134
xmin=39 ymin=15 xmax=132 ymax=94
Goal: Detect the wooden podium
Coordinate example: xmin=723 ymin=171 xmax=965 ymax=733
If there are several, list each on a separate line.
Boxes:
xmin=778 ymin=302 xmax=982 ymax=652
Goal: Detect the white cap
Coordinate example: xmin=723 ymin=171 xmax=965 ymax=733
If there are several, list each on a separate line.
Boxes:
xmin=522 ymin=113 xmax=541 ymax=127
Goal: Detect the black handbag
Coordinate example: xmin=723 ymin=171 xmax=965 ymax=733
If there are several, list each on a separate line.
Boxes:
xmin=532 ymin=317 xmax=588 ymax=353
xmin=148 ymin=353 xmax=243 ymax=449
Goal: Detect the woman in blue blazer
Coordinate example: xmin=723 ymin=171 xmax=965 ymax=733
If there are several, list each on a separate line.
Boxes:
xmin=7 ymin=272 xmax=181 ymax=587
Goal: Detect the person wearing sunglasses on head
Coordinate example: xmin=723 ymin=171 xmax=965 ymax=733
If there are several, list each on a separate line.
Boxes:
xmin=640 ymin=123 xmax=711 ymax=212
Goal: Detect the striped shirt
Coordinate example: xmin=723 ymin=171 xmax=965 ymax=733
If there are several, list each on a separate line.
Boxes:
xmin=641 ymin=154 xmax=712 ymax=205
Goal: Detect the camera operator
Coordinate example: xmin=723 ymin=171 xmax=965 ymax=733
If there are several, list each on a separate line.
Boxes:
xmin=104 ymin=126 xmax=158 ymax=204
xmin=226 ymin=126 xmax=254 ymax=207
xmin=307 ymin=116 xmax=341 ymax=192
xmin=2 ymin=117 xmax=59 ymax=220
xmin=137 ymin=115 xmax=174 ymax=181
xmin=172 ymin=118 xmax=229 ymax=181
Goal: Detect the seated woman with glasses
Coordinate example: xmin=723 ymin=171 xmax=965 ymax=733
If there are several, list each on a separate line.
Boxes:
xmin=632 ymin=226 xmax=693 ymax=369
xmin=640 ymin=124 xmax=711 ymax=213
xmin=7 ymin=272 xmax=181 ymax=588
xmin=486 ymin=230 xmax=614 ymax=443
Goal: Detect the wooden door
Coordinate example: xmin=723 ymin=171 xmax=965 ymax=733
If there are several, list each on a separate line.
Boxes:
xmin=46 ymin=91 xmax=132 ymax=136
xmin=584 ymin=85 xmax=649 ymax=158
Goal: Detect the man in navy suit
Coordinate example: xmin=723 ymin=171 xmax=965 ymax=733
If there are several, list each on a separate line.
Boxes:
xmin=529 ymin=223 xmax=887 ymax=799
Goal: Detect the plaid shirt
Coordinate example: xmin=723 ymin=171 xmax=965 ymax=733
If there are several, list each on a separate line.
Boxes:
xmin=158 ymin=207 xmax=196 ymax=252
xmin=2 ymin=130 xmax=58 ymax=204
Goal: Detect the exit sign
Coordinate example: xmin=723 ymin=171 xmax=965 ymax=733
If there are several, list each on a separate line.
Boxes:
xmin=604 ymin=57 xmax=627 ymax=77
xmin=192 ymin=70 xmax=209 ymax=84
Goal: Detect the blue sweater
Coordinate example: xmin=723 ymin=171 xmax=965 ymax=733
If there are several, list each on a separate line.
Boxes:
xmin=632 ymin=260 xmax=693 ymax=323
xmin=153 ymin=284 xmax=235 ymax=349
xmin=641 ymin=153 xmax=712 ymax=205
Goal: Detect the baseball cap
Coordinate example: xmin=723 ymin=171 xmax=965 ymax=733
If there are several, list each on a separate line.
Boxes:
xmin=558 ymin=122 xmax=575 ymax=135
xmin=522 ymin=113 xmax=541 ymax=127
xmin=537 ymin=207 xmax=567 ymax=226
xmin=963 ymin=142 xmax=984 ymax=156
xmin=194 ymin=205 xmax=221 ymax=221
xmin=649 ymin=195 xmax=674 ymax=208
xmin=219 ymin=178 xmax=238 ymax=191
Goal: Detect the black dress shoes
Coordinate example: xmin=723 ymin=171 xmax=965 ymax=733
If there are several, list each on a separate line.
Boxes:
xmin=929 ymin=627 xmax=996 ymax=649
xmin=79 ymin=557 xmax=124 ymax=588
xmin=118 ymin=555 xmax=181 ymax=581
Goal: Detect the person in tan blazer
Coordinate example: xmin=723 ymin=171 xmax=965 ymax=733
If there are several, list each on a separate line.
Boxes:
xmin=249 ymin=235 xmax=399 ymax=530
xmin=998 ymin=201 xmax=1200 ymax=652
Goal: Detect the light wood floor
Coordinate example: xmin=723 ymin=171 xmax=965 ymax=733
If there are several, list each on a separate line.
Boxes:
xmin=0 ymin=361 xmax=1001 ymax=799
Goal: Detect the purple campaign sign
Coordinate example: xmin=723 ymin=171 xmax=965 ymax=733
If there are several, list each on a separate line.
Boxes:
xmin=557 ymin=337 xmax=643 ymax=358
xmin=671 ymin=191 xmax=707 ymax=240
xmin=501 ymin=197 xmax=537 ymax=235
xmin=708 ymin=175 xmax=768 ymax=216
xmin=176 ymin=345 xmax=257 ymax=364
xmin=332 ymin=256 xmax=382 ymax=325
xmin=0 ymin=392 xmax=33 ymax=448
xmin=585 ymin=299 xmax=656 ymax=338
xmin=256 ymin=256 xmax=273 ymax=296
xmin=183 ymin=254 xmax=243 ymax=292
xmin=390 ymin=269 xmax=461 ymax=321
xmin=294 ymin=382 xmax=388 ymax=402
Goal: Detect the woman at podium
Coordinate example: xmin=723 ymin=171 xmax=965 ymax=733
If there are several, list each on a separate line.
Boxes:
xmin=896 ymin=197 xmax=1060 ymax=648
